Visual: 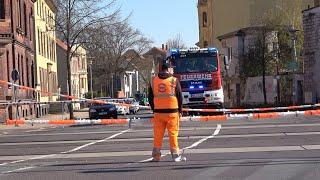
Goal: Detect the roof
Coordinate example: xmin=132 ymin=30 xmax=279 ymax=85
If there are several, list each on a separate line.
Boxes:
xmin=121 ymin=49 xmax=145 ymax=60
xmin=302 ymin=5 xmax=320 ymax=13
xmin=56 ymin=38 xmax=67 ymax=50
xmin=143 ymin=47 xmax=167 ymax=56
xmin=217 ymin=26 xmax=277 ymax=40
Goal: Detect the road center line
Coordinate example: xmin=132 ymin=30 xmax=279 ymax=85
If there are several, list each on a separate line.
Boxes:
xmin=1 ymin=166 xmax=36 ymax=174
xmin=61 ymin=129 xmax=130 ymax=154
xmin=0 ymin=129 xmax=130 ymax=169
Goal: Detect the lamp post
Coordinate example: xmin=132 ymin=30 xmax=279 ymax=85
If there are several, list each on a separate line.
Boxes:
xmin=47 ymin=63 xmax=53 ymax=101
xmin=275 ymin=5 xmax=299 ymax=71
xmin=89 ymin=60 xmax=93 ymax=100
xmin=289 ymin=26 xmax=299 ymax=63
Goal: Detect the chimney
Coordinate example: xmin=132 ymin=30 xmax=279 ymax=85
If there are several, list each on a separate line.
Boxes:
xmin=162 ymin=44 xmax=164 ymax=50
xmin=315 ymin=0 xmax=320 ymax=7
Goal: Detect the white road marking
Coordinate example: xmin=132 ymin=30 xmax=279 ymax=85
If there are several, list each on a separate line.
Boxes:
xmin=0 ymin=145 xmax=315 ymax=161
xmin=61 ymin=129 xmax=130 ymax=154
xmin=25 ymin=128 xmax=46 ymax=133
xmin=0 ymin=128 xmax=130 ymax=172
xmin=183 ymin=124 xmax=221 ymax=150
xmin=1 ymin=166 xmax=36 ymax=174
xmin=2 ymin=122 xmax=320 ymax=138
xmin=140 ymin=124 xmax=222 ymax=163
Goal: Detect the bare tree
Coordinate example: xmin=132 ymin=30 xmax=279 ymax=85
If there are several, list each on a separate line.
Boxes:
xmin=243 ymin=28 xmax=276 ymax=104
xmin=243 ymin=0 xmax=306 ymax=105
xmin=166 ymin=34 xmax=187 ymax=49
xmin=83 ymin=19 xmax=152 ymax=97
xmin=252 ymin=0 xmax=305 ymax=72
xmin=55 ymin=0 xmax=120 ymax=119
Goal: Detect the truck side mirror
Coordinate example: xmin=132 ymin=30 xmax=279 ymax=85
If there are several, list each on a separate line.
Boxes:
xmin=223 ymin=56 xmax=229 ymax=70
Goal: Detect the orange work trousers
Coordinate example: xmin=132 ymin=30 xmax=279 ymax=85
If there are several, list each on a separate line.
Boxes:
xmin=153 ymin=112 xmax=180 ymax=153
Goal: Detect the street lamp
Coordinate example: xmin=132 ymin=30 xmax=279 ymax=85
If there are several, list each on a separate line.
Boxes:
xmin=289 ymin=26 xmax=299 ymax=63
xmin=47 ymin=63 xmax=53 ymax=101
xmin=275 ymin=5 xmax=300 ymax=70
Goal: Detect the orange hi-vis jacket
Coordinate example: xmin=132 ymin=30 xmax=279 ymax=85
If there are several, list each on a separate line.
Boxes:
xmin=152 ymin=76 xmax=179 ymax=110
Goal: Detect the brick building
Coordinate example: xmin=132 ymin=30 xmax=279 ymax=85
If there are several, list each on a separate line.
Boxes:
xmin=0 ymin=0 xmax=36 ymax=122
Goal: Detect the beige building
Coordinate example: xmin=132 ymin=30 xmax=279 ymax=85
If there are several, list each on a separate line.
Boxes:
xmin=71 ymin=45 xmax=88 ymax=103
xmin=34 ymin=0 xmax=58 ymax=116
xmin=197 ymin=0 xmax=315 ymax=49
xmin=55 ymin=40 xmax=88 ymax=110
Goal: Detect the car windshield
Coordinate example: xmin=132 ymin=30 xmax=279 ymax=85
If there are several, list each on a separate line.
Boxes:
xmin=173 ymin=56 xmax=218 ymax=73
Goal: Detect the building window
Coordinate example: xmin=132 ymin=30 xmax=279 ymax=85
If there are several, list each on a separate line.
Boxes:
xmin=21 ymin=55 xmax=24 ymax=86
xmin=202 ymin=12 xmax=207 ymax=27
xmin=38 ymin=29 xmax=41 ymax=54
xmin=24 ymin=3 xmax=27 ymax=36
xmin=13 ymin=53 xmax=16 ymax=70
xmin=17 ymin=0 xmax=22 ymax=27
xmin=6 ymin=51 xmax=10 ymax=83
xmin=204 ymin=41 xmax=208 ymax=48
xmin=17 ymin=55 xmax=20 ymax=84
xmin=29 ymin=8 xmax=33 ymax=41
xmin=26 ymin=58 xmax=29 ymax=87
xmin=0 ymin=0 xmax=5 ymax=19
xmin=31 ymin=62 xmax=35 ymax=88
xmin=228 ymin=47 xmax=233 ymax=60
xmin=37 ymin=0 xmax=39 ymax=15
xmin=41 ymin=32 xmax=44 ymax=55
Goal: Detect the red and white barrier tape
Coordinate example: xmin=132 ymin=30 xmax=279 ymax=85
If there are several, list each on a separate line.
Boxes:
xmin=1 ymin=80 xmax=320 ymax=114
xmin=183 ymin=104 xmax=320 ymax=113
xmin=0 ymin=80 xmax=149 ymax=108
xmin=133 ymin=109 xmax=320 ymax=124
xmin=4 ymin=109 xmax=320 ymax=126
xmin=5 ymin=118 xmax=130 ymax=125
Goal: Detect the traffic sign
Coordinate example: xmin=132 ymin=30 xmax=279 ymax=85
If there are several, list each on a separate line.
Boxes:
xmin=11 ymin=69 xmax=19 ymax=82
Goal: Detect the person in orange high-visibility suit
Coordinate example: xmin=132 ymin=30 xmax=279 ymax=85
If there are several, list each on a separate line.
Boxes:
xmin=148 ymin=62 xmax=185 ymax=162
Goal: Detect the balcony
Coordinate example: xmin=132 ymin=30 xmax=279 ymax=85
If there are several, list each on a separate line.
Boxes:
xmin=0 ymin=20 xmax=12 ymax=45
xmin=0 ymin=33 xmax=12 ymax=45
xmin=78 ymin=69 xmax=88 ymax=75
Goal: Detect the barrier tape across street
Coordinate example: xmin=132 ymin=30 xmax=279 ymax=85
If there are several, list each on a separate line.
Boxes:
xmin=1 ymin=79 xmax=320 ymax=114
xmin=4 ymin=109 xmax=320 ymax=126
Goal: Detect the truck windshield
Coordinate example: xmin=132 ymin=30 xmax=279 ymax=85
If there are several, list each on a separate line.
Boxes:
xmin=173 ymin=56 xmax=218 ymax=73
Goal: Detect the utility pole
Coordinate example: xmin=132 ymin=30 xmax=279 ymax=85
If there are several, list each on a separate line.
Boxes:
xmin=89 ymin=60 xmax=93 ymax=100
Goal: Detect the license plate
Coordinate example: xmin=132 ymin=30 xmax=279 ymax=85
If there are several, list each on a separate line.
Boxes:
xmin=190 ymin=93 xmax=203 ymax=98
xmin=99 ymin=112 xmax=108 ymax=115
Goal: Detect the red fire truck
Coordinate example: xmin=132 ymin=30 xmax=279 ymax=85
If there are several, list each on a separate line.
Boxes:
xmin=163 ymin=47 xmax=224 ymax=109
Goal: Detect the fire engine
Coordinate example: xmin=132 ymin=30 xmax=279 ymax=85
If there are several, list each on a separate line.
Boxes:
xmin=163 ymin=47 xmax=224 ymax=109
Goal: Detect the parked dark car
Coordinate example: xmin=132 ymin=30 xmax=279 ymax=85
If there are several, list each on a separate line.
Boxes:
xmin=89 ymin=103 xmax=117 ymax=119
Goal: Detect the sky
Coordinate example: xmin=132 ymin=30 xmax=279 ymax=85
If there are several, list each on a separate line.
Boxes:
xmin=116 ymin=0 xmax=199 ymax=48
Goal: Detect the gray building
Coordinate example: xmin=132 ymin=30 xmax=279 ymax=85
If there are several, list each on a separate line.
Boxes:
xmin=218 ymin=26 xmax=304 ymax=107
xmin=303 ymin=2 xmax=320 ymax=103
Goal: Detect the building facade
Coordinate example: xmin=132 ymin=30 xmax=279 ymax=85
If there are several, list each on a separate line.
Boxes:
xmin=34 ymin=0 xmax=58 ymax=116
xmin=303 ymin=2 xmax=320 ymax=103
xmin=218 ymin=26 xmax=304 ymax=107
xmin=56 ymin=40 xmax=88 ymax=110
xmin=71 ymin=45 xmax=88 ymax=107
xmin=0 ymin=0 xmax=36 ymax=122
xmin=197 ymin=0 xmax=315 ymax=49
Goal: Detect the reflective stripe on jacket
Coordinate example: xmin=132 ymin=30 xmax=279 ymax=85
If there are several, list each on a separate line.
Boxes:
xmin=152 ymin=76 xmax=179 ymax=110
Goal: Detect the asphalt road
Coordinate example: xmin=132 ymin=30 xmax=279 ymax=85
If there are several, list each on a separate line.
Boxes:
xmin=1 ymin=110 xmax=320 ymax=180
